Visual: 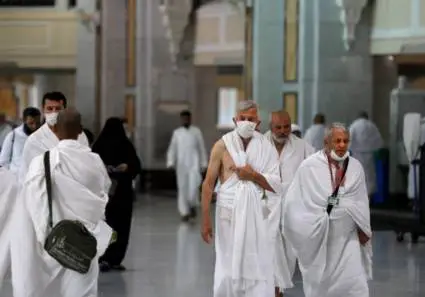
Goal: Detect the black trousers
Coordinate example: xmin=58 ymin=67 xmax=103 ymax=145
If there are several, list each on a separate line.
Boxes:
xmin=100 ymin=192 xmax=134 ymax=265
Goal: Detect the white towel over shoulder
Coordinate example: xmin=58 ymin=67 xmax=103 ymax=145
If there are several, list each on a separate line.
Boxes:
xmin=283 ymin=152 xmax=372 ymax=297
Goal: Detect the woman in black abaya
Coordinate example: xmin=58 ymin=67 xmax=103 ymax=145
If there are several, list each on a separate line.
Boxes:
xmin=92 ymin=117 xmax=142 ymax=272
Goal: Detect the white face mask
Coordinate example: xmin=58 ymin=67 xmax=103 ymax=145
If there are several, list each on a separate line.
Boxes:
xmin=44 ymin=112 xmax=59 ymax=126
xmin=272 ymin=133 xmax=286 ymax=144
xmin=330 ymin=149 xmax=349 ymax=162
xmin=235 ymin=121 xmax=257 ymax=139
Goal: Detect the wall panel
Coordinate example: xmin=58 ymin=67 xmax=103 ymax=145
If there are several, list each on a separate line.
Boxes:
xmin=283 ymin=92 xmax=298 ymax=123
xmin=0 ymin=11 xmax=78 ymax=68
xmin=283 ymin=0 xmax=299 ymax=82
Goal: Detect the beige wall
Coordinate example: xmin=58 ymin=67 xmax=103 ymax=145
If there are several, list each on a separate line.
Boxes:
xmin=371 ymin=0 xmax=425 ymax=54
xmin=0 ymin=11 xmax=77 ymax=68
xmin=194 ymin=2 xmax=244 ymax=65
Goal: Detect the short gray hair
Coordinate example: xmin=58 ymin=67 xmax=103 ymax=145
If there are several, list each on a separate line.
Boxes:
xmin=324 ymin=122 xmax=349 ymax=140
xmin=237 ymin=100 xmax=258 ymax=113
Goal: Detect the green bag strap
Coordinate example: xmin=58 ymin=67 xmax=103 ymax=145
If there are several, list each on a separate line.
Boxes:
xmin=43 ymin=151 xmax=53 ymax=228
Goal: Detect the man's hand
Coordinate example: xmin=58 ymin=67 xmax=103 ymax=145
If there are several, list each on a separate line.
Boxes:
xmin=116 ymin=163 xmax=128 ymax=172
xmin=231 ymin=164 xmax=256 ymax=181
xmin=358 ymin=229 xmax=370 ymax=245
xmin=201 ymin=215 xmax=213 ymax=244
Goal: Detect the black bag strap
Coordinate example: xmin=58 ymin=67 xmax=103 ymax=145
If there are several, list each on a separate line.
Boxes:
xmin=43 ymin=151 xmax=53 ymax=228
xmin=326 ymin=157 xmax=349 ymax=215
xmin=9 ymin=130 xmax=15 ymax=163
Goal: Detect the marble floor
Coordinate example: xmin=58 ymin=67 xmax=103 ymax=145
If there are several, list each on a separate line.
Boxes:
xmin=2 ymin=194 xmax=425 ymax=296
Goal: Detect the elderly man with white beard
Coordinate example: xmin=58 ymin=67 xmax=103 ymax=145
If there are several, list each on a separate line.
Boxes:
xmin=283 ymin=123 xmax=372 ymax=297
xmin=263 ymin=110 xmax=314 ymax=297
xmin=201 ymin=100 xmax=283 ymax=297
xmin=11 ymin=108 xmax=112 ymax=297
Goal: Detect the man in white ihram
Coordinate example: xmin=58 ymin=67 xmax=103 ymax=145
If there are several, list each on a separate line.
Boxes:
xmin=201 ymin=100 xmax=282 ymax=297
xmin=0 ymin=113 xmax=13 ymax=150
xmin=283 ymin=123 xmax=372 ymax=297
xmin=11 ymin=108 xmax=112 ymax=297
xmin=0 ymin=107 xmax=41 ymax=175
xmin=349 ymin=111 xmax=383 ymax=198
xmin=0 ymin=167 xmax=18 ymax=291
xmin=263 ymin=110 xmax=314 ymax=297
xmin=19 ymin=91 xmax=88 ymax=183
xmin=304 ymin=113 xmax=326 ymax=151
xmin=167 ymin=110 xmax=208 ymax=221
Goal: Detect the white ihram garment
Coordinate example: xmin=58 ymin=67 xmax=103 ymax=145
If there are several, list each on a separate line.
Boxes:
xmin=0 ymin=125 xmax=29 ymax=174
xmin=167 ymin=126 xmax=208 ymax=216
xmin=407 ymin=122 xmax=425 ymax=199
xmin=303 ymin=124 xmax=326 ymax=151
xmin=11 ymin=140 xmax=112 ymax=297
xmin=263 ymin=131 xmax=314 ymax=291
xmin=0 ymin=123 xmax=12 ymax=150
xmin=349 ymin=118 xmax=383 ymax=195
xmin=283 ymin=152 xmax=372 ymax=297
xmin=19 ymin=123 xmax=89 ymax=184
xmin=0 ymin=168 xmax=18 ymax=291
xmin=214 ymin=131 xmax=282 ymax=297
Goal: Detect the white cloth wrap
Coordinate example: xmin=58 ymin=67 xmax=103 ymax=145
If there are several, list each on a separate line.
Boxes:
xmin=0 ymin=168 xmax=18 ymax=290
xmin=11 ymin=140 xmax=112 ymax=297
xmin=283 ymin=152 xmax=372 ymax=297
xmin=217 ymin=131 xmax=282 ymax=292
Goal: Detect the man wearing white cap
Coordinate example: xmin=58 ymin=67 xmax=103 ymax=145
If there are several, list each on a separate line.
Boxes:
xmin=291 ymin=124 xmax=302 ymax=138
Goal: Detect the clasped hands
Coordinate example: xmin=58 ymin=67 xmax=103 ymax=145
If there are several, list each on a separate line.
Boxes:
xmin=229 ymin=164 xmax=257 ymax=181
xmin=358 ymin=229 xmax=370 ymax=246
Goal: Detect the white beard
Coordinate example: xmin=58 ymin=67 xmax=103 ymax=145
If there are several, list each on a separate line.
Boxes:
xmin=330 ymin=150 xmax=349 ymax=162
xmin=272 ymin=133 xmax=286 ymax=144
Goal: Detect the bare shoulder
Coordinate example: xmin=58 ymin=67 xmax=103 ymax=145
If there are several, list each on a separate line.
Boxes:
xmin=211 ymin=139 xmax=226 ymax=156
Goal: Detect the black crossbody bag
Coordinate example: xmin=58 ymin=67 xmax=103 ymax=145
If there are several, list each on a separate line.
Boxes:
xmin=43 ymin=151 xmax=98 ymax=274
xmin=326 ymin=158 xmax=349 ymax=215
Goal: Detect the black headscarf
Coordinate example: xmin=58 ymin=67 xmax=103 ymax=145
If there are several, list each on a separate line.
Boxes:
xmin=92 ymin=117 xmax=134 ymax=166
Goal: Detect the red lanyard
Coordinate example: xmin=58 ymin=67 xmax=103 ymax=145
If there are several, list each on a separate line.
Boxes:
xmin=327 ymin=156 xmax=340 ymax=192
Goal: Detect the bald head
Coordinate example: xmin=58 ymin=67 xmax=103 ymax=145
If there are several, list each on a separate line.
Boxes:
xmin=56 ymin=108 xmax=83 ymax=140
xmin=270 ymin=110 xmax=291 ymax=123
xmin=270 ymin=110 xmax=292 ymax=143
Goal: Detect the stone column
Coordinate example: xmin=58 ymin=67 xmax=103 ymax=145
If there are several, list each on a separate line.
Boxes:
xmin=74 ymin=0 xmax=97 ymax=130
xmin=252 ymin=0 xmax=284 ymax=129
xmin=299 ymin=0 xmax=372 ymax=127
xmin=100 ymin=0 xmax=126 ymax=123
xmin=135 ymin=0 xmax=154 ymax=168
xmin=55 ymin=0 xmax=69 ymax=11
xmin=31 ymin=74 xmax=48 ymax=108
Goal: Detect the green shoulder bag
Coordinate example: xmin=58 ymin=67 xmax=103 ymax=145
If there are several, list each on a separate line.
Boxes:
xmin=43 ymin=151 xmax=97 ymax=274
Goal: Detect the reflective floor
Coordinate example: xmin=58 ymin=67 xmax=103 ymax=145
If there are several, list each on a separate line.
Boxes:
xmin=2 ymin=195 xmax=425 ymax=296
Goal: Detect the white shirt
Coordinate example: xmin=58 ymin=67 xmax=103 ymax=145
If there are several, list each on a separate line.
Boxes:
xmin=19 ymin=123 xmax=89 ymax=183
xmin=166 ymin=125 xmax=208 ymax=170
xmin=0 ymin=125 xmax=29 ymax=174
xmin=349 ymin=118 xmax=383 ymax=153
xmin=304 ymin=124 xmax=326 ymax=151
xmin=0 ymin=123 xmax=13 ymax=150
